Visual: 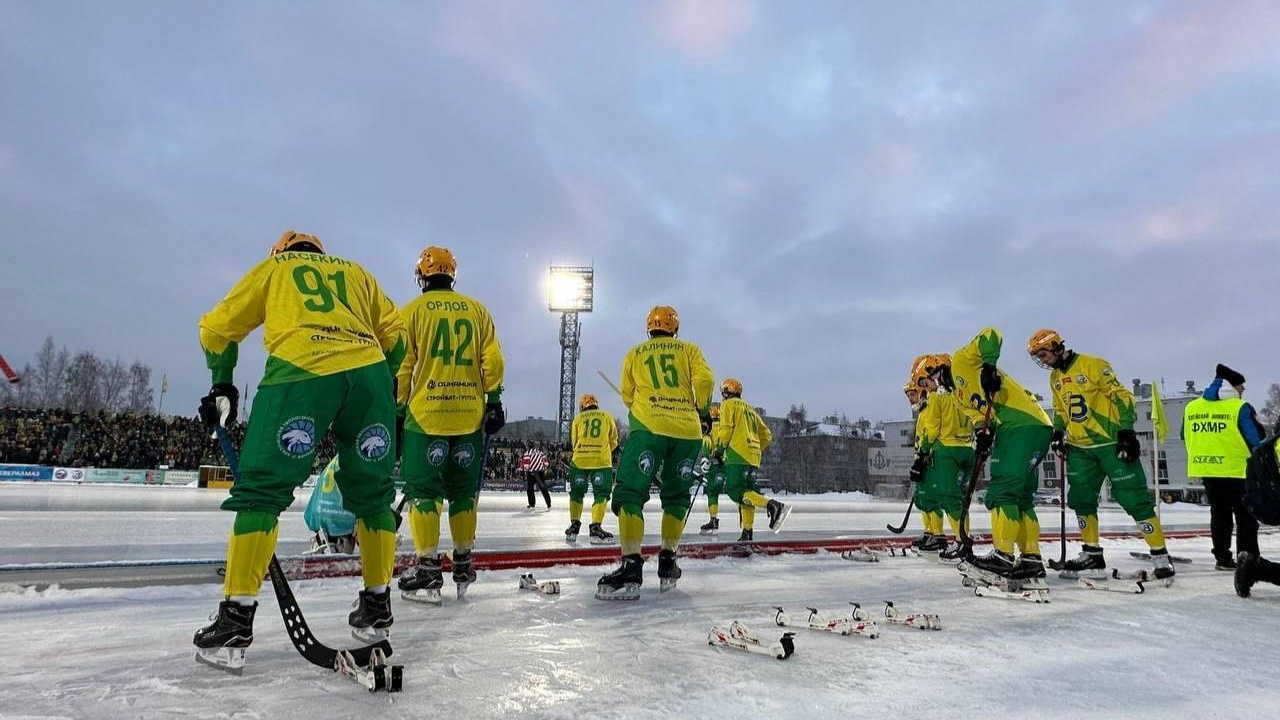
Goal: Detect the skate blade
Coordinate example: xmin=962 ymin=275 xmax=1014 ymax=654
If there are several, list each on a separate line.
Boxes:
xmin=401 ymin=589 xmax=443 ymax=605
xmin=699 ymin=528 xmax=720 ymax=536
xmin=841 ymin=551 xmax=880 ymax=563
xmin=456 ymin=582 xmax=473 ymax=600
xmin=194 ymin=646 xmax=246 ymax=675
xmin=594 ymin=583 xmax=640 ymax=601
xmin=589 ymin=536 xmax=616 ymax=545
xmin=565 ymin=535 xmax=579 ymax=543
xmin=659 ymin=578 xmax=679 ymax=593
xmin=1058 ymin=569 xmax=1108 ymax=580
xmin=770 ymin=504 xmax=793 ymax=533
xmin=350 ymin=626 xmax=391 ymax=645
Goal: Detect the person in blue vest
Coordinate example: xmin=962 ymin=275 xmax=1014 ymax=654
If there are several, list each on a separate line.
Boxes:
xmin=1181 ymin=364 xmax=1266 ymax=570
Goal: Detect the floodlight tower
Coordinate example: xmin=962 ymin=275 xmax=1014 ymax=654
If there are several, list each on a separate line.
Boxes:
xmin=548 ymin=265 xmax=594 ymax=443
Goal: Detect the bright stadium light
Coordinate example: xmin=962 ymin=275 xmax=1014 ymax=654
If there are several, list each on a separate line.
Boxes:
xmin=547 ymin=266 xmax=594 ymax=313
xmin=548 ymin=265 xmax=594 ymax=442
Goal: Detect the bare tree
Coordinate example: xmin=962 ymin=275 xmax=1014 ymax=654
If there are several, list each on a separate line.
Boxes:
xmin=0 ymin=375 xmax=13 ymax=407
xmin=65 ymin=351 xmax=104 ymax=412
xmin=32 ymin=337 xmax=71 ymax=410
xmin=13 ymin=363 xmax=35 ymax=408
xmin=99 ymin=358 xmax=130 ymax=412
xmin=126 ymin=362 xmax=154 ymax=414
xmin=1261 ymin=383 xmax=1280 ymax=433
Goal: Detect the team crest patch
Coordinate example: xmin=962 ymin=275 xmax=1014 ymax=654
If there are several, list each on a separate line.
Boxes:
xmin=427 ymin=440 xmax=450 ymax=466
xmin=638 ymin=450 xmax=656 ymax=477
xmin=356 ymin=423 xmax=391 ymax=461
xmin=1077 ymin=516 xmax=1087 ymax=530
xmin=1139 ymin=521 xmax=1155 ymax=535
xmin=453 ymin=444 xmax=475 ymax=467
xmin=278 ymin=416 xmax=317 ymax=458
xmin=677 ymin=459 xmax=694 ymax=481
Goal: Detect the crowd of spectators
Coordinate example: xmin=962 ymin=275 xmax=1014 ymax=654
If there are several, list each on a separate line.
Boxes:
xmin=1 ymin=407 xmax=569 ymax=480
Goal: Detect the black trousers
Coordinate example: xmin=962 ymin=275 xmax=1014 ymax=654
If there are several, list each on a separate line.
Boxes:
xmin=526 ymin=471 xmax=551 ymax=508
xmin=1202 ymin=478 xmax=1259 ymax=560
xmin=1255 ymin=556 xmax=1280 ymax=586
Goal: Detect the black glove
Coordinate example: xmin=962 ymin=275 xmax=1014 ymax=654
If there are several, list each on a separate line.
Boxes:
xmin=1049 ymin=429 xmax=1066 ymax=458
xmin=483 ymin=401 xmax=505 ymax=435
xmin=974 ymin=425 xmax=995 ymax=456
xmin=712 ymin=448 xmax=725 ymax=466
xmin=1116 ymin=428 xmax=1140 ymax=463
xmin=198 ymin=383 xmax=239 ymax=428
xmin=979 ymin=363 xmax=1003 ymax=396
xmin=909 ymin=453 xmax=928 ymax=483
xmin=699 ymin=411 xmax=713 ymax=436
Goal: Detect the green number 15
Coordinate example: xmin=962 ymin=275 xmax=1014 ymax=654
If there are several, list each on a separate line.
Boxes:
xmin=644 ymin=353 xmax=679 ymax=389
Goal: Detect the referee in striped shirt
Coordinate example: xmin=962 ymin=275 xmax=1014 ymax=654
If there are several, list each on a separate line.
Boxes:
xmin=522 ymin=447 xmax=552 ymax=510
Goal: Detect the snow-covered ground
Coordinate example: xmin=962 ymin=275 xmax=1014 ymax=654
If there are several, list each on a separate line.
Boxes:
xmin=1 ymin=532 xmax=1278 ymax=720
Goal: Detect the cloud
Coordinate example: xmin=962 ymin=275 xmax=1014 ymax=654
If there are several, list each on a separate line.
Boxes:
xmin=1 ymin=1 xmax=1278 ymax=426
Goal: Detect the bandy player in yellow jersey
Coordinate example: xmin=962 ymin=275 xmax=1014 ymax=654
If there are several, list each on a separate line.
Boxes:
xmin=712 ymin=378 xmax=789 ymax=541
xmin=596 ymin=305 xmax=714 ymax=600
xmin=1027 ymin=329 xmax=1174 ymax=580
xmin=951 ymin=327 xmax=1054 ymax=587
xmin=193 ymin=231 xmax=407 ymax=673
xmin=565 ymin=393 xmax=619 ymax=544
xmin=908 ymin=354 xmax=975 ymax=560
xmin=395 ymin=247 xmax=506 ymax=604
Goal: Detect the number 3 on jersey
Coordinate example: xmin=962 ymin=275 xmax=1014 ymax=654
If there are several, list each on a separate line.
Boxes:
xmin=430 ymin=318 xmax=474 ymax=366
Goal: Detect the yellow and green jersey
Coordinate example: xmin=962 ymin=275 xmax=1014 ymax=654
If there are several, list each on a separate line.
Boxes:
xmin=199 ymin=251 xmax=406 ymax=386
xmin=1049 ymin=352 xmax=1136 ymax=447
xmin=952 ymin=327 xmax=1052 ymax=429
xmin=700 ymin=435 xmax=715 ymax=461
xmin=396 ymin=288 xmax=505 ymax=436
xmin=915 ymin=390 xmax=974 ymax=452
xmin=619 ymin=336 xmax=713 ymax=441
xmin=714 ymin=396 xmax=773 ymax=466
xmin=571 ymin=408 xmax=618 ymax=470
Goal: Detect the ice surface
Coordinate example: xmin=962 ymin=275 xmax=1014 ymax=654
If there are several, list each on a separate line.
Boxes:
xmin=2 ymin=534 xmax=1278 ymax=720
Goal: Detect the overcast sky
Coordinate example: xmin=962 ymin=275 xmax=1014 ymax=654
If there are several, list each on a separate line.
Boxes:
xmin=3 ymin=1 xmax=1279 ymax=426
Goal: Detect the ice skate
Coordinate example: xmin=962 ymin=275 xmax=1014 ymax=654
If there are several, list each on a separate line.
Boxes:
xmin=658 ymin=549 xmax=682 ymax=593
xmin=919 ymin=534 xmax=949 ymax=553
xmin=1013 ymin=553 xmax=1046 ymax=580
xmin=193 ymin=600 xmax=256 ymax=675
xmin=766 ymin=499 xmax=792 ymax=532
xmin=1056 ymin=545 xmax=1107 ymax=579
xmin=737 ymin=528 xmax=754 ymax=543
xmin=348 ymin=588 xmax=393 ymax=644
xmin=938 ymin=539 xmax=971 ymax=563
xmin=452 ymin=550 xmax=477 ymax=600
xmin=595 ymin=554 xmax=644 ymax=601
xmin=959 ymin=550 xmax=1049 ymax=602
xmin=1149 ymin=548 xmax=1176 ymax=581
xmin=699 ymin=517 xmax=720 ymax=535
xmin=564 ymin=519 xmax=581 ymax=543
xmin=398 ymin=554 xmax=444 ymax=605
xmin=588 ymin=523 xmax=615 ymax=545
xmin=1235 ymin=552 xmax=1260 ymax=598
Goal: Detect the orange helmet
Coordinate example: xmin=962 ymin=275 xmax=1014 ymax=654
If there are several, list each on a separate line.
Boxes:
xmin=646 ymin=305 xmax=679 ymax=335
xmin=910 ymin=353 xmax=951 ymax=381
xmin=1027 ymin=329 xmax=1066 ymax=369
xmin=416 ymin=246 xmax=458 ymax=284
xmin=579 ymin=393 xmax=599 ymax=411
xmin=1027 ymin=329 xmax=1064 ymax=356
xmin=270 ymin=230 xmax=324 ymax=256
xmin=709 ymin=405 xmax=721 ymax=421
xmin=720 ymin=378 xmax=743 ymax=397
